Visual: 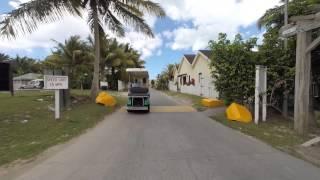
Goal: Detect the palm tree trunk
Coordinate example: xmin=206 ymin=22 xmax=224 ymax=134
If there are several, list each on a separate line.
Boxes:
xmin=90 ymin=7 xmax=100 ymax=99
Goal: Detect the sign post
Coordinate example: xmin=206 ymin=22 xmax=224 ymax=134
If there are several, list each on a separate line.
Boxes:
xmin=255 ymin=65 xmax=267 ymax=124
xmin=0 ymin=62 xmax=13 ymax=95
xmin=55 ymin=90 xmax=60 ymax=119
xmin=44 ymin=75 xmax=68 ymax=120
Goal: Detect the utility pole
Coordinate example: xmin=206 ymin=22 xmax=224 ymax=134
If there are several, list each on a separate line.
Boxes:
xmin=283 ymin=0 xmax=289 ymax=118
xmin=284 ymin=0 xmax=289 ymax=45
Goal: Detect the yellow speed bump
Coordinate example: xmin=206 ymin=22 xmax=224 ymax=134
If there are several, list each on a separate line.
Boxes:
xmin=120 ymin=106 xmax=196 ymax=112
xmin=151 ymin=106 xmax=196 ymax=112
xmin=226 ymin=103 xmax=252 ymax=123
xmin=96 ymin=92 xmax=116 ymax=107
xmin=201 ymin=98 xmax=224 ymax=107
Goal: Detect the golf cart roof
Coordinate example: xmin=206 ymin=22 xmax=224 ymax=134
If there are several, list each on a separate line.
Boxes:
xmin=126 ymin=68 xmax=149 ymax=78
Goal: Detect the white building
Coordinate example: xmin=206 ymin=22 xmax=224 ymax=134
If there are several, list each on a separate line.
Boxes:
xmin=169 ymin=50 xmax=219 ymax=98
xmin=13 ymin=73 xmax=42 ymax=90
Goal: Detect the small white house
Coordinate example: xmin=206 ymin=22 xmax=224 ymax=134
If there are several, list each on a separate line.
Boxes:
xmin=169 ymin=50 xmax=219 ymax=98
xmin=13 ymin=73 xmax=42 ymax=90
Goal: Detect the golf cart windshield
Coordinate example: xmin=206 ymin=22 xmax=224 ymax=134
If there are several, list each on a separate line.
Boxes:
xmin=126 ymin=68 xmax=149 ymax=88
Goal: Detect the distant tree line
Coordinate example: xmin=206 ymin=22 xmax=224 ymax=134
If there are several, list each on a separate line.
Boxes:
xmin=0 ymin=53 xmax=43 ymax=76
xmin=1 ymin=35 xmax=145 ymax=90
xmin=155 ymin=63 xmax=178 ymax=90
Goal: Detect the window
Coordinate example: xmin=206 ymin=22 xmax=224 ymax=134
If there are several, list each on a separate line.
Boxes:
xmin=183 ymin=76 xmax=186 ymax=85
xmin=198 ymin=73 xmax=202 ymax=83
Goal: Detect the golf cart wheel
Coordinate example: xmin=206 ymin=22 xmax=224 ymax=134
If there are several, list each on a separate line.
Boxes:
xmin=146 ymin=105 xmax=150 ymax=113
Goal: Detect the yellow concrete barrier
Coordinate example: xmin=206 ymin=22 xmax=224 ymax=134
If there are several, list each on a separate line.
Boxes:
xmin=201 ymin=98 xmax=224 ymax=107
xmin=226 ymin=103 xmax=252 ymax=123
xmin=96 ymin=92 xmax=116 ymax=107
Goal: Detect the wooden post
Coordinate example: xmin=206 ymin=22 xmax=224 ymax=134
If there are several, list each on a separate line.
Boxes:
xmin=255 ymin=66 xmax=267 ymax=124
xmin=294 ymin=31 xmax=312 ymax=135
xmin=262 ymin=67 xmax=267 ymax=122
xmin=255 ymin=66 xmax=260 ymax=124
xmin=55 ymin=90 xmax=60 ymax=120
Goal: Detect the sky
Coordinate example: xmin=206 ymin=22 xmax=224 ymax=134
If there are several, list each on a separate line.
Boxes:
xmin=0 ymin=0 xmax=281 ymax=79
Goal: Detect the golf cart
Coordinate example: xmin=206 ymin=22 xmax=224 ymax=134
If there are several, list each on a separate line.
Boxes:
xmin=126 ymin=68 xmax=150 ymax=113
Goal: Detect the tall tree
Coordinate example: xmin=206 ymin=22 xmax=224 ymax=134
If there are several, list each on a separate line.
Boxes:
xmin=46 ymin=35 xmax=92 ymax=88
xmin=258 ymin=0 xmax=320 ymax=120
xmin=166 ymin=64 xmax=176 ymax=81
xmin=11 ymin=56 xmax=43 ymax=75
xmin=209 ymin=33 xmax=258 ymax=105
xmin=0 ymin=0 xmax=165 ymax=99
xmin=258 ymin=0 xmax=320 ymax=29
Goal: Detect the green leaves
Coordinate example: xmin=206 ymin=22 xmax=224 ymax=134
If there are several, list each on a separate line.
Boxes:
xmin=0 ymin=0 xmax=166 ymax=39
xmin=0 ymin=0 xmax=82 ymax=38
xmin=209 ymin=33 xmax=257 ymax=105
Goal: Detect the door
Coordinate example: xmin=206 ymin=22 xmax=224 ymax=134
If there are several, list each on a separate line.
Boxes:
xmin=199 ymin=73 xmax=203 ymax=96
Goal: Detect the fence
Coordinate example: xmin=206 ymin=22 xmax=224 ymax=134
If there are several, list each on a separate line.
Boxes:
xmin=118 ymin=80 xmax=126 ymax=91
xmin=169 ymin=81 xmax=178 ymax=92
xmin=169 ymin=78 xmax=218 ymax=98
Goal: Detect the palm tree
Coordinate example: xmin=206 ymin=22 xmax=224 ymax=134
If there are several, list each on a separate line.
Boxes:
xmin=0 ymin=0 xmax=165 ymax=99
xmin=47 ymin=35 xmax=91 ymax=86
xmin=166 ymin=64 xmax=175 ymax=81
xmin=11 ymin=55 xmax=42 ymax=75
xmin=45 ymin=35 xmax=91 ymax=107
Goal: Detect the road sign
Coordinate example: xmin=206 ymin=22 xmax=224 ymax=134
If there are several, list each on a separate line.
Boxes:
xmin=44 ymin=75 xmax=68 ymax=90
xmin=281 ymin=26 xmax=297 ymax=37
xmin=44 ymin=75 xmax=69 ymax=120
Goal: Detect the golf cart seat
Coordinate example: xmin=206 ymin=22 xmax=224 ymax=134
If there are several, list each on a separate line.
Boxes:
xmin=129 ymin=87 xmax=149 ymax=94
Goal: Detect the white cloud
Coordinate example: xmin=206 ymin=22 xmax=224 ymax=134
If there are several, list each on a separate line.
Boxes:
xmin=154 ymin=0 xmax=280 ymax=50
xmin=8 ymin=0 xmax=29 ymax=9
xmin=255 ymin=30 xmax=266 ymax=45
xmin=162 ymin=30 xmax=173 ymax=39
xmin=0 ymin=15 xmax=90 ymax=50
xmin=117 ymin=32 xmax=163 ymax=59
xmin=0 ymin=0 xmax=162 ymax=59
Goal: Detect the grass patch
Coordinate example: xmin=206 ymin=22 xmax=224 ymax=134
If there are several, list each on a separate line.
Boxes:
xmin=162 ymin=90 xmax=206 ymax=111
xmin=0 ymin=90 xmax=125 ymax=166
xmin=211 ymin=113 xmax=309 ymax=153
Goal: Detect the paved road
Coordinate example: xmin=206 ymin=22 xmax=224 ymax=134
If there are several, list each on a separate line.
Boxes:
xmin=149 ymin=89 xmax=178 ymax=106
xmin=12 ymin=90 xmax=320 ymax=180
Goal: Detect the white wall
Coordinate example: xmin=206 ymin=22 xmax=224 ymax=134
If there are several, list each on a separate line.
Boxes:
xmin=118 ymin=80 xmax=125 ymax=91
xmin=169 ymin=81 xmax=178 ymax=92
xmin=173 ymin=53 xmax=219 ymax=98
xmin=13 ymin=80 xmax=29 ymax=90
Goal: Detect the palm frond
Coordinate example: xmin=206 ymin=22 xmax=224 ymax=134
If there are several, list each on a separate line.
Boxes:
xmin=0 ymin=0 xmax=83 ymax=38
xmin=111 ymin=1 xmax=153 ymax=37
xmin=104 ymin=10 xmax=125 ymax=36
xmin=258 ymin=5 xmax=283 ymax=29
xmin=128 ymin=0 xmax=166 ymax=17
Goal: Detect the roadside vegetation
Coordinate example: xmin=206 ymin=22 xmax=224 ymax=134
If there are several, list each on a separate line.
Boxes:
xmin=211 ymin=112 xmax=320 ymax=167
xmin=0 ymin=90 xmax=126 ymax=166
xmin=212 ymin=113 xmax=308 ymax=153
xmin=155 ymin=64 xmax=179 ymax=90
xmin=0 ymin=35 xmax=147 ymax=91
xmin=157 ymin=0 xmax=320 ymax=126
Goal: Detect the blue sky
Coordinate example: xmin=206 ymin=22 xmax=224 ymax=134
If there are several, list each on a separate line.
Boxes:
xmin=0 ymin=0 xmax=280 ymax=79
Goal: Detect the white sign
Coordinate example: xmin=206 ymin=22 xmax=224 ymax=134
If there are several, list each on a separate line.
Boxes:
xmin=100 ymin=81 xmax=108 ymax=87
xmin=44 ymin=75 xmax=68 ymax=90
xmin=282 ymin=26 xmax=297 ymax=37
